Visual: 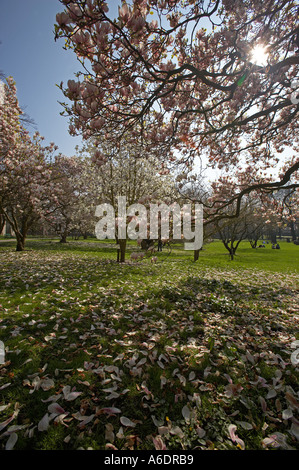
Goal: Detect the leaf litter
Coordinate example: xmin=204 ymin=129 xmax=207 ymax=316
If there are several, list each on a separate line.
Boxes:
xmin=0 ymin=246 xmax=298 ymax=450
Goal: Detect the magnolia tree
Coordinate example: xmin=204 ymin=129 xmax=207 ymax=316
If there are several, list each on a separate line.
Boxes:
xmin=215 ymin=210 xmax=249 ymax=261
xmin=213 ymin=196 xmax=278 ymax=259
xmin=71 ymin=202 xmax=96 ymax=239
xmin=270 ymin=187 xmax=299 ymax=242
xmin=44 ymin=155 xmax=97 ymax=243
xmin=246 ymin=212 xmax=268 ymax=248
xmin=89 ymin=138 xmax=177 ymax=261
xmin=55 ymin=0 xmax=298 ymax=224
xmin=0 ymin=77 xmax=61 ymax=251
xmin=176 ymin=165 xmax=299 ymax=259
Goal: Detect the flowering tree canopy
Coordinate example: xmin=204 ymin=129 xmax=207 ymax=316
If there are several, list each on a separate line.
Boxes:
xmin=55 ymin=0 xmax=298 ymax=215
xmin=0 ymin=77 xmax=62 ymax=250
xmin=85 ymin=137 xmax=177 ymax=261
xmin=43 ymin=155 xmax=87 ymax=243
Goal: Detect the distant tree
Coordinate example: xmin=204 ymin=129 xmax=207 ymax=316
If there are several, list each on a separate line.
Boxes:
xmin=44 ymin=155 xmax=96 ymax=243
xmin=175 ymin=171 xmax=217 ymax=260
xmin=90 ymin=138 xmax=176 ymax=262
xmin=247 ymin=219 xmax=265 ymax=249
xmin=244 ymin=200 xmax=276 ymax=248
xmin=279 ymin=188 xmax=298 ymax=242
xmin=215 ymin=205 xmax=250 ymax=260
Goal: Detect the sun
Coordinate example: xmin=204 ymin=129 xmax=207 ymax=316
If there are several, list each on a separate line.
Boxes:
xmin=250 ymin=44 xmax=269 ymax=66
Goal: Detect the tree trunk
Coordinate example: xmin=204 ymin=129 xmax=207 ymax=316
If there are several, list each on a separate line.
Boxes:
xmin=15 ymin=220 xmax=28 ymax=252
xmin=60 ymin=233 xmax=68 ymax=243
xmin=118 ymin=239 xmax=127 ymax=263
xmin=290 ymin=221 xmax=296 ymax=242
xmin=0 ymin=215 xmax=5 ymax=235
xmin=229 ymin=243 xmax=236 ymax=260
xmin=16 ymin=234 xmax=26 ymax=251
xmin=194 ymin=249 xmax=200 ymax=261
xmin=270 ymin=230 xmax=277 ymax=244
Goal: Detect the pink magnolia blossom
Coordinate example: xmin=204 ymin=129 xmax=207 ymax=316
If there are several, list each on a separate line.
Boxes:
xmin=56 ymin=12 xmax=71 ymax=27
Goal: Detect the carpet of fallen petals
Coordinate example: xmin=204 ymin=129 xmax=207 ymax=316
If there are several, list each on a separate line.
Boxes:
xmin=0 ymin=244 xmax=298 ymax=450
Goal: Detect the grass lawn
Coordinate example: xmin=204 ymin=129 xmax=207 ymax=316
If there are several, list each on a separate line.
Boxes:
xmin=0 ymin=238 xmax=298 ymax=450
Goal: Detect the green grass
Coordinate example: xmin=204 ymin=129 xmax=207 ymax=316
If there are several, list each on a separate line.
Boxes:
xmin=0 ymin=238 xmax=298 ymax=450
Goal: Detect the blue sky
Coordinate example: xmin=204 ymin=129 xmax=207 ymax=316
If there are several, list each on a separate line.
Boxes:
xmin=0 ymin=0 xmax=85 ymax=156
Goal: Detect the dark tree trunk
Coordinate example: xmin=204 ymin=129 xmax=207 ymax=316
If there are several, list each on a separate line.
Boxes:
xmin=16 ymin=241 xmax=25 ymax=251
xmin=60 ymin=233 xmax=68 ymax=243
xmin=290 ymin=221 xmax=296 ymax=242
xmin=270 ymin=230 xmax=277 ymax=244
xmin=0 ymin=215 xmax=5 ymax=235
xmin=118 ymin=239 xmax=127 ymax=263
xmin=16 ymin=234 xmax=26 ymax=251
